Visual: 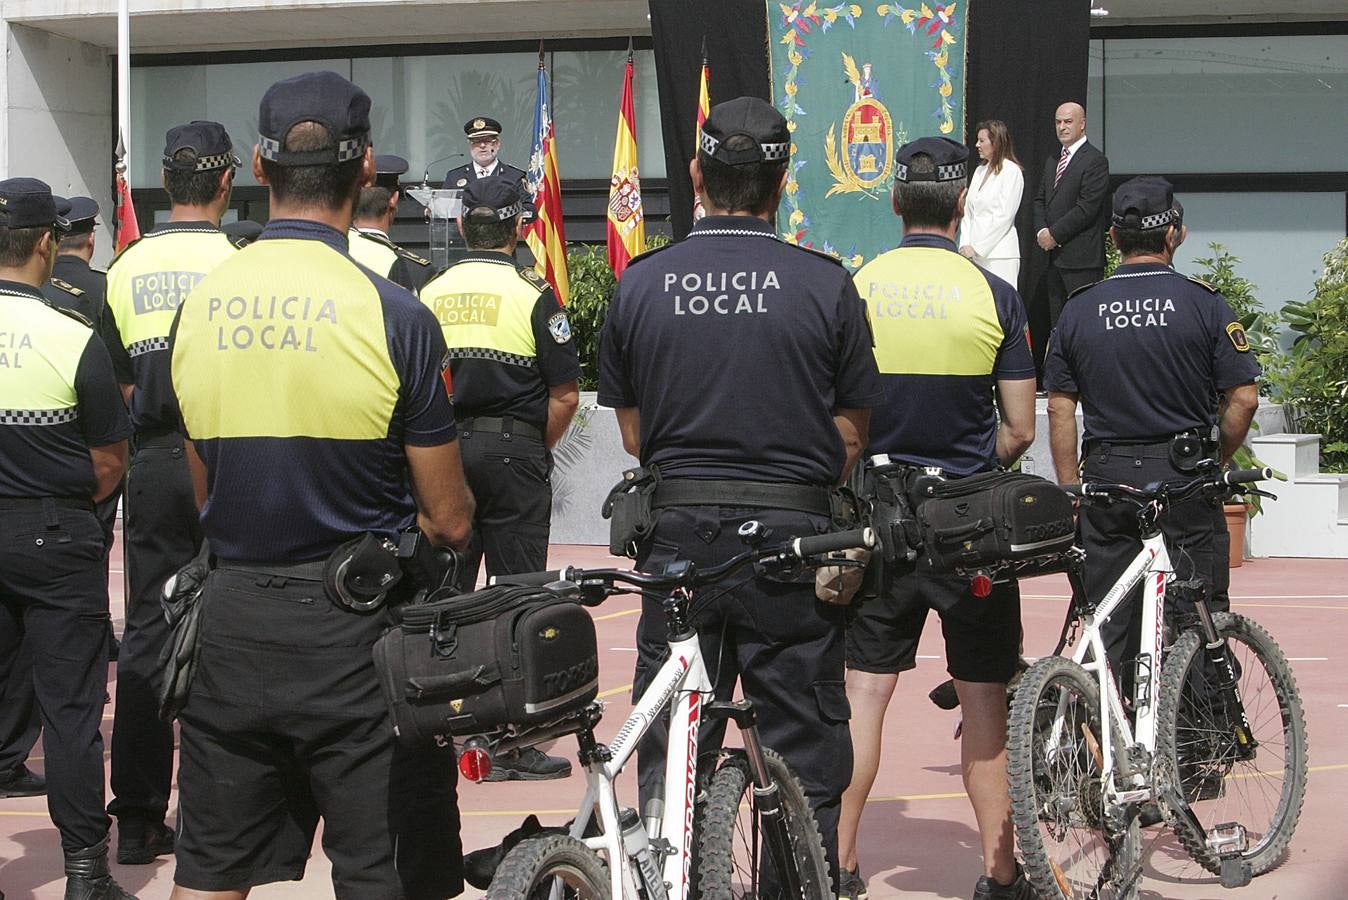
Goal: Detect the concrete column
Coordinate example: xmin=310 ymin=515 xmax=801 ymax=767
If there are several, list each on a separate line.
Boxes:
xmin=2 ymin=22 xmax=115 ymax=266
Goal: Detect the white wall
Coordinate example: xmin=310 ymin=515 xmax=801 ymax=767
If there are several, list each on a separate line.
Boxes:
xmin=2 ymin=23 xmax=115 ymax=266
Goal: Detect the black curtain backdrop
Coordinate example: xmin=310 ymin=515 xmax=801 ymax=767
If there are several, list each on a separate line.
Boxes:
xmin=965 ymin=0 xmax=1090 ymax=360
xmin=649 ymin=0 xmax=770 ymax=240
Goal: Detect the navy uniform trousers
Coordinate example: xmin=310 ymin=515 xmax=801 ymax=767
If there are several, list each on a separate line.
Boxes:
xmin=632 ymin=505 xmax=852 ymax=881
xmin=0 ymin=500 xmax=112 ymax=851
xmin=109 ymin=434 xmax=202 ymax=825
xmin=1080 ymin=445 xmax=1231 ymax=701
xmin=453 ymin=424 xmax=552 ymax=592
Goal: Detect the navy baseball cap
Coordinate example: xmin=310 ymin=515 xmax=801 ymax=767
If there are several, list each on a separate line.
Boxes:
xmin=0 ymin=178 xmax=71 ymax=230
xmin=1112 ymin=176 xmax=1180 ymax=230
xmin=163 ymin=121 xmax=239 ymax=172
xmin=374 ymin=154 xmax=409 ymax=190
xmin=699 ymin=97 xmax=790 ymax=166
xmin=894 ymin=136 xmax=968 ymax=183
xmin=258 ymin=71 xmax=371 ymax=167
xmin=58 ymin=196 xmax=100 ymax=235
xmin=462 ymin=176 xmax=523 ymax=221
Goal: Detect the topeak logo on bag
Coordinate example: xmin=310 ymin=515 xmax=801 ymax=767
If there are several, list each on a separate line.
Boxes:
xmin=450 ymin=699 xmax=464 ymax=714
xmin=1024 ymin=518 xmax=1073 ymax=542
xmin=540 ymin=626 xmax=560 ymax=641
xmin=542 ymin=655 xmax=598 ymax=695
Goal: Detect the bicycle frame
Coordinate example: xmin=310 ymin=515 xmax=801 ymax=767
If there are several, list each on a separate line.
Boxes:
xmin=567 ymin=630 xmax=712 ymax=900
xmin=1061 ymin=529 xmax=1172 ymax=803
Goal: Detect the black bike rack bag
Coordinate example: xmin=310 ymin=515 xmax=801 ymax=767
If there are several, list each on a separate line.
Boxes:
xmin=373 ymin=585 xmax=598 ymax=746
xmin=917 ymin=471 xmax=1075 ymax=572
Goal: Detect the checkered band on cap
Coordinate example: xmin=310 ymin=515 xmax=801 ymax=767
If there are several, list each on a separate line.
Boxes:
xmin=1113 ymin=207 xmax=1179 ymax=230
xmin=0 ymin=406 xmax=78 ymax=426
xmin=493 ymin=201 xmax=523 ymax=221
xmin=194 ymin=152 xmax=238 ymax=171
xmin=258 ymin=134 xmax=367 ymax=164
xmin=895 ymin=160 xmax=966 ymax=183
xmin=699 ymin=131 xmax=790 ymax=164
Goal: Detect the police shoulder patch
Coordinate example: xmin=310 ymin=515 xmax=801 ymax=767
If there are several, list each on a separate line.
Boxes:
xmin=50 ymin=277 xmax=85 ymax=297
xmin=1067 ymin=279 xmax=1103 ymax=300
xmin=1186 ymin=275 xmax=1219 ymax=293
xmin=547 ymin=310 xmax=573 ymax=344
xmin=396 ymin=246 xmax=431 ymax=267
xmin=518 ymin=266 xmax=549 ymax=292
xmin=1226 ymin=321 xmax=1251 ymax=353
xmin=795 ymin=244 xmax=846 ymax=267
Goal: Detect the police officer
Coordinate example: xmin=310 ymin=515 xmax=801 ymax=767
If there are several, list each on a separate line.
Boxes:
xmin=1045 ymin=176 xmax=1260 ymax=700
xmin=102 ymin=119 xmax=238 ymax=866
xmin=0 ymin=177 xmax=135 ymax=898
xmin=837 ymin=137 xmax=1038 ymax=900
xmin=442 ymin=116 xmax=533 ymax=219
xmin=418 ymin=174 xmax=580 ymax=782
xmin=167 ymin=70 xmax=475 ymax=899
xmin=350 ymin=153 xmax=434 ymax=294
xmin=598 ymin=96 xmax=883 ymax=882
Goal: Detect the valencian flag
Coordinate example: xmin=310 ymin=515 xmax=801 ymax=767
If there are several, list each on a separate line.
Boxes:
xmin=606 ymin=48 xmax=645 ymax=278
xmin=523 ymin=50 xmax=570 ymax=304
xmin=692 ymin=52 xmax=710 ymax=221
xmin=771 ymin=2 xmax=967 ymax=269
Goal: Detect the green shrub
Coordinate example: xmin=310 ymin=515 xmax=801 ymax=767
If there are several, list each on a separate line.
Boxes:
xmin=1191 ymin=243 xmax=1282 ymax=378
xmin=565 ymin=235 xmax=671 ymax=391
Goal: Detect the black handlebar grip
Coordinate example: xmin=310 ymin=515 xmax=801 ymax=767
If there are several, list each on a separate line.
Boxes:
xmin=489 ymin=568 xmax=569 ymax=587
xmin=1223 ymin=467 xmax=1271 ymax=485
xmin=792 ymin=527 xmax=877 ymax=558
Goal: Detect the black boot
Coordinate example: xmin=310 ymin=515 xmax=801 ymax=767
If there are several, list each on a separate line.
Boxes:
xmin=63 ymin=837 xmax=137 ymax=900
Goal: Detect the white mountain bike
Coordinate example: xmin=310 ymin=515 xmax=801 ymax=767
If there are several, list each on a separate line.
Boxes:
xmin=1005 ymin=465 xmax=1307 ymax=899
xmin=466 ymin=523 xmax=875 ymax=900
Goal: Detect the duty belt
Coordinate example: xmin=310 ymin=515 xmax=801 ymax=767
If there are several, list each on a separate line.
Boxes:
xmin=134 ymin=428 xmax=184 ymax=451
xmin=457 ymin=415 xmax=543 ymax=442
xmin=652 ymin=479 xmax=834 ymax=517
xmin=216 ymin=559 xmax=325 ymax=582
xmin=1084 ymin=435 xmax=1216 ymax=459
xmin=0 ymin=496 xmax=93 ymax=513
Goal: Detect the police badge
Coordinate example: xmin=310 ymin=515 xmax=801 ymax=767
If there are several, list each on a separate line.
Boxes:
xmin=547 ymin=311 xmax=572 ymax=344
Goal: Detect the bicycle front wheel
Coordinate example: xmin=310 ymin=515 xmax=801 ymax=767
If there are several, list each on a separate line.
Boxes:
xmin=485 ymin=834 xmax=611 ymax=900
xmin=693 ymin=748 xmax=832 ymax=899
xmin=1156 ymin=612 xmax=1308 ymax=876
xmin=1008 ymin=656 xmax=1141 ymax=900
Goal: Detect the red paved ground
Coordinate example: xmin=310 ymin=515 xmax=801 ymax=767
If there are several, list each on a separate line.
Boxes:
xmin=3 ymin=533 xmax=1346 ymax=899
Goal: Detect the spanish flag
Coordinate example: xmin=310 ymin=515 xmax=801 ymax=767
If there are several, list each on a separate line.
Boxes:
xmin=606 ymin=50 xmax=645 ymax=279
xmin=523 ymin=53 xmax=569 ymax=304
xmin=692 ymin=54 xmax=711 ymax=221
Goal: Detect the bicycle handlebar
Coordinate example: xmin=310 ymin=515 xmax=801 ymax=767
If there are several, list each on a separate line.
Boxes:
xmin=490 ymin=527 xmax=876 ymax=596
xmin=1077 ymin=466 xmax=1272 ymax=507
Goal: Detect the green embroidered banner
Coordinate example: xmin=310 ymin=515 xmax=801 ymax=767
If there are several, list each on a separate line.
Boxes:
xmin=770 ymin=2 xmax=968 ymax=268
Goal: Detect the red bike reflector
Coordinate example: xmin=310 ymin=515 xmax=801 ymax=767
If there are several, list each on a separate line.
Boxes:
xmin=970 ymin=574 xmax=993 ymax=598
xmin=459 ymin=747 xmax=492 ymax=782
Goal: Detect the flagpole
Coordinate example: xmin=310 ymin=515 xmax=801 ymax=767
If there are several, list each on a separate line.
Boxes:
xmin=117 ymin=0 xmax=130 ymax=175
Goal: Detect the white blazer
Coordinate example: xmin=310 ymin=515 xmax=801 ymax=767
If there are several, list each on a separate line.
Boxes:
xmin=961 ymin=160 xmax=1023 ymax=262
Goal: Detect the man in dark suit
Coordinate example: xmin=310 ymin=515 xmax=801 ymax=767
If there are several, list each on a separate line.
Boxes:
xmin=1033 ymin=101 xmax=1110 ymax=332
xmin=442 ymin=116 xmax=533 ymax=221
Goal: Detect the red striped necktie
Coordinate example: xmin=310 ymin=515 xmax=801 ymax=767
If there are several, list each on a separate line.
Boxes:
xmin=1054 ymin=146 xmax=1070 ymax=186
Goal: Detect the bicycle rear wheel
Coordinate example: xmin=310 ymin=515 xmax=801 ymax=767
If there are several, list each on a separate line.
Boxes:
xmin=1008 ymin=656 xmax=1140 ymax=900
xmin=485 ymin=834 xmax=611 ymax=899
xmin=1156 ymin=612 xmax=1307 ymax=876
xmin=692 ymin=748 xmax=832 ymax=899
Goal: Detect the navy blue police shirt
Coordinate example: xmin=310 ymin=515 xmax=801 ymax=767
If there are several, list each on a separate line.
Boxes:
xmin=1043 ymin=263 xmax=1262 ymax=442
xmin=598 ymin=215 xmax=883 ymax=485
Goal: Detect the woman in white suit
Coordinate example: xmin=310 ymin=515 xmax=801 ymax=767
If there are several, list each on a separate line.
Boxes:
xmin=959 ymin=119 xmax=1024 ymax=287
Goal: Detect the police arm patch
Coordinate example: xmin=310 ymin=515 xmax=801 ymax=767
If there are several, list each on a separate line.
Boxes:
xmin=1226 ymin=322 xmax=1251 ymax=352
xmin=547 ymin=310 xmax=573 ymax=344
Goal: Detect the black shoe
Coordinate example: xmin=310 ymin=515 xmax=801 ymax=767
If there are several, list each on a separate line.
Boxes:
xmin=64 ymin=837 xmax=137 ymax=899
xmin=0 ymin=764 xmax=46 ymax=797
xmin=971 ymin=864 xmax=1034 ymax=900
xmin=837 ymin=866 xmax=869 ymax=899
xmin=463 ymin=814 xmax=568 ymax=889
xmin=116 ymin=818 xmax=174 ymax=865
xmin=484 ymin=747 xmax=572 ymax=782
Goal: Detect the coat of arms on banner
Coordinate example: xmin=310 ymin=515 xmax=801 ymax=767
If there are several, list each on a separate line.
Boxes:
xmin=608 ymin=166 xmax=644 ymax=235
xmin=771 ymin=1 xmax=968 ymax=269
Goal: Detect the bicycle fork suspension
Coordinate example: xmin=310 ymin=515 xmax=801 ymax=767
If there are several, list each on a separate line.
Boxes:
xmin=1174 ymin=581 xmax=1257 ymax=759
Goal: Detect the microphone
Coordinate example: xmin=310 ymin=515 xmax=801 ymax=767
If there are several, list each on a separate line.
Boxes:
xmin=421 ymin=153 xmax=466 ymax=187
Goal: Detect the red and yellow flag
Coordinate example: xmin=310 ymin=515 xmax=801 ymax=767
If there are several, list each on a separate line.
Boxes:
xmin=692 ymin=56 xmax=710 ymax=221
xmin=114 ymin=170 xmax=141 ymax=251
xmin=606 ymin=53 xmax=645 ymax=278
xmin=523 ymin=58 xmax=569 ymax=304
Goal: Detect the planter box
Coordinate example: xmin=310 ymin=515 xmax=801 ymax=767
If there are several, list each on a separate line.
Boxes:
xmin=549 ymin=395 xmax=637 ymax=545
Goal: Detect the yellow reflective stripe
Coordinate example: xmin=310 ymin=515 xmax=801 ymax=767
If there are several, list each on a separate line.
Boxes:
xmin=419 ymin=261 xmax=536 ymax=359
xmin=348 ymin=230 xmax=397 ymax=277
xmin=0 ymin=297 xmax=89 ymax=410
xmin=172 ymin=240 xmax=398 ymax=440
xmin=106 ymin=231 xmax=235 ymax=347
xmin=857 ymin=248 xmax=1004 ymax=376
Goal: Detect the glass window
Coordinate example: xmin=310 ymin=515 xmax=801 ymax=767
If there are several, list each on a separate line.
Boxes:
xmin=1095 ymin=35 xmax=1347 ymax=173
xmin=551 ymin=49 xmax=665 ymax=180
xmin=1174 ymin=192 xmax=1343 ymax=311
